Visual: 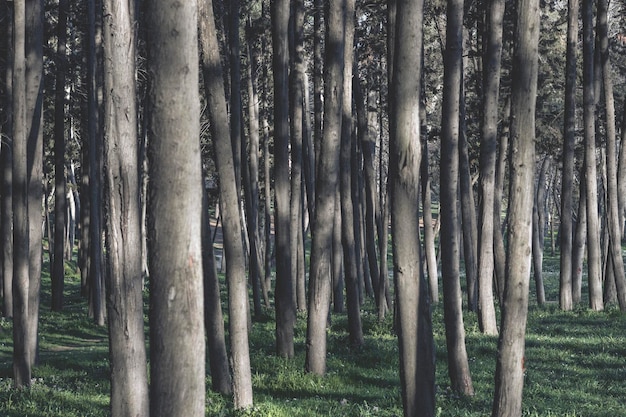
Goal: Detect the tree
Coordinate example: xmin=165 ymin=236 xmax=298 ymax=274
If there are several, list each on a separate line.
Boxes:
xmin=199 ymin=0 xmax=253 ymax=409
xmin=146 ymin=0 xmax=205 ymax=415
xmin=272 ymin=0 xmax=296 ymax=358
xmin=477 ymin=0 xmax=505 ymax=334
xmin=582 ymin=0 xmax=603 ymax=311
xmin=11 ymin=0 xmax=31 ymax=388
xmin=52 ymin=0 xmax=68 ymax=312
xmin=560 ymin=0 xmax=578 ymax=311
xmin=340 ymin=0 xmax=363 ymax=347
xmin=306 ymin=0 xmax=345 ymax=376
xmin=389 ymin=0 xmax=436 ymax=413
xmin=532 ymin=156 xmax=549 ymax=306
xmin=491 ymin=0 xmax=539 ymax=413
xmin=439 ymin=0 xmax=474 ymax=396
xmin=101 ymin=1 xmax=149 ymax=415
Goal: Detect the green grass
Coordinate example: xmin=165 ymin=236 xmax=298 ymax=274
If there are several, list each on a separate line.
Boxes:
xmin=1 ymin=254 xmax=626 ymax=416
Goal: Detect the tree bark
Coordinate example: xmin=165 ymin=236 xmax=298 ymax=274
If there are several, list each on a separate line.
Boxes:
xmin=147 ymin=1 xmax=206 ymax=416
xmin=582 ymin=0 xmax=603 ymax=311
xmin=272 ymin=0 xmax=296 ymax=358
xmin=52 ymin=0 xmax=68 ymax=312
xmin=306 ymin=0 xmax=345 ymax=376
xmin=102 ymin=1 xmax=149 ymax=415
xmin=532 ymin=157 xmax=549 ymax=306
xmin=199 ymin=0 xmax=253 ymax=409
xmin=560 ymin=0 xmax=578 ymax=311
xmin=491 ymin=0 xmax=539 ymax=413
xmin=493 ymin=97 xmax=510 ymax=304
xmin=477 ymin=0 xmax=505 ymax=334
xmin=390 ymin=0 xmax=436 ymax=413
xmin=439 ymin=0 xmax=474 ymax=396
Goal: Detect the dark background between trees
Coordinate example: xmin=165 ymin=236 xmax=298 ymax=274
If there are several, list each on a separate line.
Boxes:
xmin=1 ymin=0 xmax=626 ymax=415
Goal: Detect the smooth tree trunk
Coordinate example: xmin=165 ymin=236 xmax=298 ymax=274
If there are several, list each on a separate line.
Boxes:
xmin=572 ymin=177 xmax=587 ymax=304
xmin=582 ymin=0 xmax=603 ymax=311
xmin=272 ymin=0 xmax=296 ymax=358
xmin=477 ymin=0 xmax=505 ymax=334
xmin=52 ymin=0 xmax=68 ymax=312
xmin=101 ymin=1 xmax=149 ymax=415
xmin=306 ymin=0 xmax=345 ymax=376
xmin=439 ymin=0 xmax=474 ymax=396
xmin=199 ymin=0 xmax=253 ymax=408
xmin=560 ymin=0 xmax=578 ymax=311
xmin=493 ymin=97 xmax=510 ymax=304
xmin=491 ymin=0 xmax=539 ymax=413
xmin=390 ymin=0 xmax=436 ymax=413
xmin=597 ymin=0 xmax=626 ymax=310
xmin=25 ymin=0 xmax=43 ymax=368
xmin=340 ymin=0 xmax=364 ymax=348
xmin=532 ymin=157 xmax=549 ymax=306
xmin=146 ymin=1 xmax=205 ymax=416
xmin=12 ymin=0 xmax=31 ymax=387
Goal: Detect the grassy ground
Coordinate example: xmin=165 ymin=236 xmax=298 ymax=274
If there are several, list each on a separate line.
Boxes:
xmin=1 ymin=255 xmax=626 ymax=416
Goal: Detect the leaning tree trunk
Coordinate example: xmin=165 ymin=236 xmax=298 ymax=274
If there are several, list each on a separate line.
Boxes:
xmin=439 ymin=0 xmax=474 ymax=396
xmin=199 ymin=0 xmax=253 ymax=409
xmin=102 ymin=1 xmax=149 ymax=415
xmin=390 ymin=0 xmax=436 ymax=414
xmin=306 ymin=0 xmax=345 ymax=376
xmin=491 ymin=0 xmax=539 ymax=413
xmin=560 ymin=0 xmax=578 ymax=311
xmin=147 ymin=1 xmax=206 ymax=416
xmin=477 ymin=0 xmax=505 ymax=334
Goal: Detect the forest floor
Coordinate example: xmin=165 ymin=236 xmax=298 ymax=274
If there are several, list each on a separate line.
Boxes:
xmin=1 ymin=244 xmax=626 ymax=416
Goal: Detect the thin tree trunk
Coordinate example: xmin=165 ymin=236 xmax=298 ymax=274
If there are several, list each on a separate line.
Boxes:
xmin=572 ymin=176 xmax=587 ymax=304
xmin=306 ymin=0 xmax=345 ymax=376
xmin=560 ymin=0 xmax=578 ymax=311
xmin=477 ymin=0 xmax=505 ymax=333
xmin=52 ymin=0 xmax=68 ymax=312
xmin=332 ymin=193 xmax=344 ymax=313
xmin=532 ymin=157 xmax=549 ymax=306
xmin=493 ymin=96 xmax=510 ymax=304
xmin=439 ymin=0 xmax=474 ymax=396
xmin=491 ymin=0 xmax=539 ymax=412
xmin=582 ymin=0 xmax=603 ymax=311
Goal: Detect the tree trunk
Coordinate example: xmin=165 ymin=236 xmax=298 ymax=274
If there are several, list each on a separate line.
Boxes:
xmin=147 ymin=1 xmax=205 ymax=416
xmin=52 ymin=0 xmax=68 ymax=312
xmin=560 ymin=0 xmax=578 ymax=311
xmin=572 ymin=176 xmax=587 ymax=304
xmin=306 ymin=0 xmax=345 ymax=376
xmin=597 ymin=0 xmax=626 ymax=310
xmin=102 ymin=1 xmax=149 ymax=415
xmin=12 ymin=0 xmax=31 ymax=387
xmin=582 ymin=0 xmax=603 ymax=311
xmin=390 ymin=0 xmax=436 ymax=413
xmin=340 ymin=0 xmax=363 ymax=347
xmin=313 ymin=0 xmax=323 ymax=171
xmin=25 ymin=0 xmax=43 ymax=368
xmin=199 ymin=0 xmax=253 ymax=409
xmin=477 ymin=0 xmax=505 ymax=334
xmin=272 ymin=0 xmax=296 ymax=359
xmin=439 ymin=0 xmax=474 ymax=396
xmin=332 ymin=193 xmax=344 ymax=313
xmin=491 ymin=0 xmax=539 ymax=413
xmin=532 ymin=157 xmax=549 ymax=306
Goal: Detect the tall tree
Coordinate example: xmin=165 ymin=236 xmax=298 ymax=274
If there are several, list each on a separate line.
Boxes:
xmin=25 ymin=0 xmax=43 ymax=367
xmin=532 ymin=157 xmax=549 ymax=306
xmin=146 ymin=0 xmax=205 ymax=415
xmin=439 ymin=0 xmax=474 ymax=396
xmin=198 ymin=0 xmax=253 ymax=409
xmin=51 ymin=0 xmax=68 ymax=312
xmin=306 ymin=0 xmax=345 ymax=376
xmin=491 ymin=0 xmax=539 ymax=413
xmin=340 ymin=0 xmax=363 ymax=347
xmin=101 ymin=1 xmax=149 ymax=415
xmin=11 ymin=0 xmax=31 ymax=388
xmin=477 ymin=0 xmax=505 ymax=334
xmin=582 ymin=0 xmax=603 ymax=311
xmin=597 ymin=0 xmax=626 ymax=310
xmin=560 ymin=0 xmax=578 ymax=311
xmin=272 ymin=0 xmax=296 ymax=358
xmin=390 ymin=0 xmax=436 ymax=413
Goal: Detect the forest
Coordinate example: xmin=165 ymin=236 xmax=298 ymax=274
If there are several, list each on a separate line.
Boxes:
xmin=1 ymin=0 xmax=626 ymax=416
